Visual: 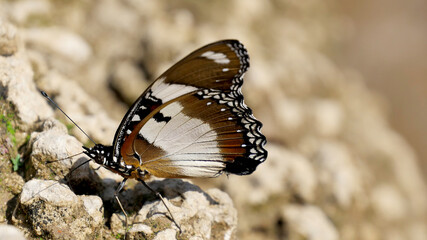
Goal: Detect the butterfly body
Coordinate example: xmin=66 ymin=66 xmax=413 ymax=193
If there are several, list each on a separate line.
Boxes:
xmin=83 ymin=40 xmax=267 ymax=182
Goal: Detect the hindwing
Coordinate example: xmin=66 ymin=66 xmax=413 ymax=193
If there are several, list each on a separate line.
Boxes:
xmin=112 ymin=40 xmax=266 ymax=176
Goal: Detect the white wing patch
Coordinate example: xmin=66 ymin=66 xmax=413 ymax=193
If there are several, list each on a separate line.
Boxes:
xmin=139 ymin=101 xmax=225 ymax=177
xmin=138 ymin=101 xmax=184 ymax=144
xmin=201 ymin=51 xmax=230 ymax=64
xmin=151 ymin=77 xmax=198 ymax=103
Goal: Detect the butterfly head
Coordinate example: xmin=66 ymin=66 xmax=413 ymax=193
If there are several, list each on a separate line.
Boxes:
xmin=82 ymin=144 xmax=148 ymax=179
xmin=82 ymin=144 xmax=114 ymax=166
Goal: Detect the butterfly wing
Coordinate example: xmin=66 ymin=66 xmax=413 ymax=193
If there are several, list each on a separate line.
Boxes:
xmin=113 ymin=40 xmax=266 ymax=176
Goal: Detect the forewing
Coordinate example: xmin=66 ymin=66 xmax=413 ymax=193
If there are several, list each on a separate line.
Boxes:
xmin=112 ymin=40 xmax=251 ymax=160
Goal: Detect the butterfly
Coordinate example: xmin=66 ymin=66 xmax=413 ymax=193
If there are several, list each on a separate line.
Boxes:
xmin=81 ymin=39 xmax=267 ymax=231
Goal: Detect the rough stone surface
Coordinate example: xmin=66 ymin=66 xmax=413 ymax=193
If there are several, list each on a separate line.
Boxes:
xmin=36 ymin=71 xmax=118 ymax=145
xmin=0 ymin=20 xmax=18 ymax=56
xmin=16 ymin=115 xmax=238 ymax=239
xmin=111 ymin=179 xmax=237 ymax=240
xmin=18 ymin=179 xmax=103 ymax=240
xmin=24 ymin=27 xmax=92 ymax=65
xmin=27 ymin=118 xmax=89 ymax=181
xmin=283 ymin=205 xmax=339 ymax=240
xmin=110 ymin=60 xmax=149 ymax=105
xmin=0 ymin=20 xmax=53 ymax=126
xmin=0 ymin=224 xmax=26 ymax=240
xmin=153 ymin=229 xmax=177 ymax=240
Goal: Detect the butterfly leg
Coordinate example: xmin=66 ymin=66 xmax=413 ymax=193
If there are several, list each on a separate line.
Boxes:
xmin=138 ymin=179 xmax=182 ymax=233
xmin=115 ymin=178 xmax=129 ymax=234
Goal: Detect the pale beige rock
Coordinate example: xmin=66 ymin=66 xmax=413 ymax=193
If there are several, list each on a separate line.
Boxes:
xmin=0 ymin=20 xmax=18 ymax=56
xmin=371 ymin=185 xmax=407 ymax=222
xmin=129 ymin=223 xmax=153 ymax=235
xmin=24 ymin=27 xmax=92 ymax=65
xmin=227 ymin=144 xmax=317 ymax=204
xmin=110 ymin=60 xmax=149 ymax=105
xmin=283 ymin=205 xmax=339 ymax=240
xmin=19 ymin=179 xmax=103 ymax=239
xmin=272 ymin=96 xmax=305 ymax=138
xmin=28 ymin=118 xmax=118 ymax=197
xmin=153 ymin=229 xmax=177 ymax=240
xmin=81 ymin=195 xmax=104 ymax=227
xmin=20 ymin=179 xmax=79 ymax=205
xmin=0 ymin=224 xmax=26 ymax=240
xmin=38 ymin=71 xmax=118 ymax=145
xmin=28 ymin=118 xmax=86 ymax=180
xmin=0 ymin=22 xmax=53 ymax=126
xmin=126 ymin=180 xmax=237 ymax=240
xmin=312 ymin=141 xmax=363 ymax=208
xmin=7 ymin=0 xmax=51 ymax=24
xmin=310 ymin=99 xmax=344 ymax=137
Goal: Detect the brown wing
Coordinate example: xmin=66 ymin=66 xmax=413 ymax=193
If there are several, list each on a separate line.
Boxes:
xmin=120 ymin=93 xmax=250 ymax=178
xmin=112 ymin=40 xmax=250 ymax=160
xmin=158 ymin=40 xmax=249 ymax=90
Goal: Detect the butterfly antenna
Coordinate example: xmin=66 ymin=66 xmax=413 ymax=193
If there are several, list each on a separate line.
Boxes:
xmin=40 ymin=91 xmax=97 ymax=145
xmin=46 ymin=151 xmax=85 ymax=164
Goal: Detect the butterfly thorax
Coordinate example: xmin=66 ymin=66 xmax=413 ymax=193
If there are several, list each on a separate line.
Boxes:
xmin=83 ymin=144 xmax=150 ymax=180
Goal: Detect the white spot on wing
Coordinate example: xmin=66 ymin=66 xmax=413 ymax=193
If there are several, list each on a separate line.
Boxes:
xmin=131 ymin=115 xmax=141 ymax=122
xmin=201 ymin=51 xmax=230 ymax=64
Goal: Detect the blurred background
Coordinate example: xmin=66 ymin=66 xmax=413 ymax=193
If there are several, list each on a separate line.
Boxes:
xmin=1 ymin=0 xmax=426 ymax=239
xmin=332 ymin=0 xmax=427 ymax=180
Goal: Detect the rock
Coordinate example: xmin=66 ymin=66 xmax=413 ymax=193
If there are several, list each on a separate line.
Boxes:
xmin=20 ymin=179 xmax=79 ymax=205
xmin=2 ymin=172 xmax=25 ymax=195
xmin=310 ymin=99 xmax=344 ymax=137
xmin=25 ymin=118 xmax=238 ymax=239
xmin=37 ymin=71 xmax=118 ymax=145
xmin=27 ymin=118 xmax=109 ymax=197
xmin=371 ymin=184 xmax=407 ymax=222
xmin=0 ymin=21 xmax=53 ymax=126
xmin=224 ymin=144 xmax=317 ymax=205
xmin=153 ymin=229 xmax=177 ymax=240
xmin=0 ymin=20 xmax=18 ymax=56
xmin=271 ymin=96 xmax=305 ymax=140
xmin=24 ymin=27 xmax=92 ymax=68
xmin=111 ymin=179 xmax=238 ymax=240
xmin=312 ymin=141 xmax=362 ymax=208
xmin=110 ymin=60 xmax=149 ymax=105
xmin=80 ymin=195 xmax=104 ymax=229
xmin=129 ymin=223 xmax=153 ymax=235
xmin=282 ymin=205 xmax=339 ymax=240
xmin=0 ymin=224 xmax=26 ymax=240
xmin=7 ymin=0 xmax=51 ymax=24
xmin=27 ymin=118 xmax=87 ymax=180
xmin=19 ymin=179 xmax=103 ymax=239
